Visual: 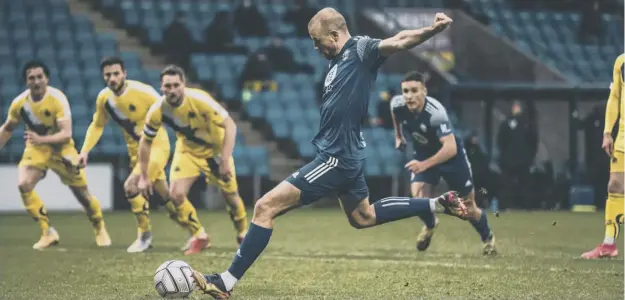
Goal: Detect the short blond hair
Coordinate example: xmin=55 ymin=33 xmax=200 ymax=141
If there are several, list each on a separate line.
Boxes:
xmin=308 ymin=7 xmax=347 ymax=34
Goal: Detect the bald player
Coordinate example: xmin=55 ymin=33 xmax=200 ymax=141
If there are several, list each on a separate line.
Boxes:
xmin=190 ymin=8 xmax=462 ymax=298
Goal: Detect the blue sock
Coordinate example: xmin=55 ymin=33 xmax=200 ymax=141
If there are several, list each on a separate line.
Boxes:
xmin=418 ymin=212 xmax=436 ymax=229
xmin=227 ymin=222 xmax=272 ymax=279
xmin=373 ymin=197 xmax=434 ymax=225
xmin=470 ymin=209 xmax=492 ymax=242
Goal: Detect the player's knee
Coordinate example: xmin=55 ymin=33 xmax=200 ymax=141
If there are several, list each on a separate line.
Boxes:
xmin=608 ymin=178 xmax=624 ymax=194
xmin=253 ymin=197 xmax=273 ymax=219
xmin=169 ymin=187 xmax=186 ymax=203
xmin=347 ymin=209 xmax=376 ymax=229
xmin=124 ymin=183 xmax=139 ymax=197
xmin=348 ymin=217 xmax=375 ymax=229
xmin=411 ymin=186 xmax=426 ymax=198
xmin=17 ymin=180 xmax=36 ymax=193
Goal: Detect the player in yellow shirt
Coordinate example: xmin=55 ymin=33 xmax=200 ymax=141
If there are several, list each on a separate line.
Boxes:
xmin=0 ymin=60 xmax=111 ymax=250
xmin=78 ymin=57 xmax=207 ymax=253
xmin=582 ymin=54 xmax=625 ymax=259
xmin=138 ymin=65 xmax=249 ymax=255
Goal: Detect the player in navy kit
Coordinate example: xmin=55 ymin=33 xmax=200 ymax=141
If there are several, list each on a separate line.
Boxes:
xmin=190 ymin=8 xmax=461 ymax=298
xmin=391 ymin=72 xmax=496 ymax=255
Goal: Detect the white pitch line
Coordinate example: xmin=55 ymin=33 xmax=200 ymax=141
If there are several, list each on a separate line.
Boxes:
xmin=195 ymin=251 xmax=623 ymax=275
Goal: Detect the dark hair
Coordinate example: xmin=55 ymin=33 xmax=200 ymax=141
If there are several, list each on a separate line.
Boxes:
xmin=22 ymin=60 xmax=50 ymax=81
xmin=160 ymin=65 xmax=186 ymax=81
xmin=401 ymin=71 xmax=425 ymax=83
xmin=100 ymin=56 xmax=125 ymax=71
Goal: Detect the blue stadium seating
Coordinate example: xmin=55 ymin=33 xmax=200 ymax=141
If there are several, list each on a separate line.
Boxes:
xmin=0 ymin=0 xmax=270 ymax=176
xmin=468 ymin=0 xmax=623 ymax=83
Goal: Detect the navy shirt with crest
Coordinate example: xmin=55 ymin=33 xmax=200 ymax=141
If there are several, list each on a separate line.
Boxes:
xmin=313 ymin=36 xmax=385 ymax=164
xmin=390 ymin=95 xmax=464 ymax=160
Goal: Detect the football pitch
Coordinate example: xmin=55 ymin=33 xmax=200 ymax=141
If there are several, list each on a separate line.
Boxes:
xmin=0 ymin=209 xmax=623 ymax=300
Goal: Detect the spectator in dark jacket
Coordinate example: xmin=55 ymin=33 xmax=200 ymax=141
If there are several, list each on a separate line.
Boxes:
xmin=164 ymin=12 xmax=193 ymax=70
xmin=263 ymin=37 xmax=297 ymax=73
xmin=240 ymin=51 xmax=273 ymax=89
xmin=497 ymin=100 xmax=538 ymax=209
xmin=284 ymin=0 xmax=317 ymax=37
xmin=234 ymin=0 xmax=269 ymax=37
xmin=578 ymin=0 xmax=603 ymax=43
xmin=204 ymin=10 xmax=236 ymax=53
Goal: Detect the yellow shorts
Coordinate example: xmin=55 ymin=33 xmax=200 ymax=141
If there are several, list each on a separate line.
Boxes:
xmin=18 ymin=145 xmax=87 ymax=187
xmin=129 ymin=146 xmax=169 ymax=182
xmin=169 ymin=150 xmax=239 ymax=194
xmin=611 ymin=151 xmax=624 ymax=173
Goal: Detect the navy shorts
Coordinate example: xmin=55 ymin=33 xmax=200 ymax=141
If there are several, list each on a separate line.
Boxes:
xmin=286 ymin=154 xmax=369 ymax=206
xmin=411 ymin=148 xmax=474 ymax=197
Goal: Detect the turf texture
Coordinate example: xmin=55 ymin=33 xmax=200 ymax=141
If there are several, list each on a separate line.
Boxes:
xmin=0 ymin=209 xmax=623 ymax=299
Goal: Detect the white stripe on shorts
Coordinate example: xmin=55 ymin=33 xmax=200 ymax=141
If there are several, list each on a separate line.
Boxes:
xmin=305 ymin=157 xmax=338 ymax=183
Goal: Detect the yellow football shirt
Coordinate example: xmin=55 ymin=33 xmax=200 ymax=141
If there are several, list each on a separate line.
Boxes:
xmin=605 ymin=54 xmax=624 ymax=153
xmin=144 ymin=88 xmax=229 ymax=158
xmin=8 ymin=86 xmax=75 ymax=151
xmin=81 ymin=80 xmax=170 ymax=158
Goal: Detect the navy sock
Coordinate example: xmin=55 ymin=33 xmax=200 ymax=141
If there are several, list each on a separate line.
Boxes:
xmin=418 ymin=212 xmax=437 ymax=229
xmin=373 ymin=197 xmax=434 ymax=225
xmin=469 ymin=209 xmax=492 ymax=242
xmin=227 ymin=222 xmax=272 ymax=279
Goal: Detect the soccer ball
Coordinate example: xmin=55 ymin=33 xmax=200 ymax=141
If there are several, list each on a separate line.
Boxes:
xmin=154 ymin=260 xmax=195 ymax=298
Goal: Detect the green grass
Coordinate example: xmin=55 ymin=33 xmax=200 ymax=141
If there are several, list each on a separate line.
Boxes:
xmin=0 ymin=209 xmax=623 ymax=299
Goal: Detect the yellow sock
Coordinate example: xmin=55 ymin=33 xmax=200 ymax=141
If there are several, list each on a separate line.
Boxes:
xmin=20 ymin=190 xmax=50 ymax=234
xmin=226 ymin=198 xmax=248 ymax=236
xmin=163 ymin=200 xmax=186 ymax=228
xmin=129 ymin=194 xmax=151 ymax=233
xmin=603 ymin=193 xmax=624 ymax=245
xmin=178 ymin=199 xmax=204 ymax=237
xmin=604 ymin=193 xmax=624 ymax=245
xmin=85 ymin=196 xmax=104 ymax=231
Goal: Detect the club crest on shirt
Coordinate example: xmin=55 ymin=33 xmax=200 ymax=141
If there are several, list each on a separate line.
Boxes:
xmin=325 ymin=64 xmax=338 ymax=87
xmin=412 ymin=132 xmax=429 ymax=145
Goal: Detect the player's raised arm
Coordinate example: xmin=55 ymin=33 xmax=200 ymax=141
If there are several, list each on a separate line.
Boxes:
xmin=603 ymin=55 xmax=623 ymax=156
xmin=78 ymin=93 xmax=110 ymax=166
xmin=378 ymin=13 xmax=453 ymax=57
xmin=422 ymin=105 xmax=457 ymax=169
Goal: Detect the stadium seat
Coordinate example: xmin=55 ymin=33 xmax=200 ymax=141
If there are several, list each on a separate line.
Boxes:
xmin=271 ymin=119 xmax=290 ymax=139
xmin=469 ymin=0 xmax=623 ymax=83
xmin=298 ymin=142 xmax=316 ymax=158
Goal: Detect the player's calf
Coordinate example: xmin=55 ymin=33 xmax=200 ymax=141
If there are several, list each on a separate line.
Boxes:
xmin=223 ymin=191 xmax=248 ymax=245
xmin=169 ymin=178 xmax=211 ymax=255
xmin=124 ymin=175 xmax=152 ymax=237
xmin=462 ymin=192 xmax=496 ymax=254
xmin=344 ymin=191 xmax=467 ymax=230
xmin=70 ymin=186 xmax=111 ymax=247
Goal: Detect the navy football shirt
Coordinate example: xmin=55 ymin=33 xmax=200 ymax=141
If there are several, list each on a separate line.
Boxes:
xmin=312 ymin=36 xmax=386 ymax=162
xmin=390 ymin=95 xmax=464 ymax=160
